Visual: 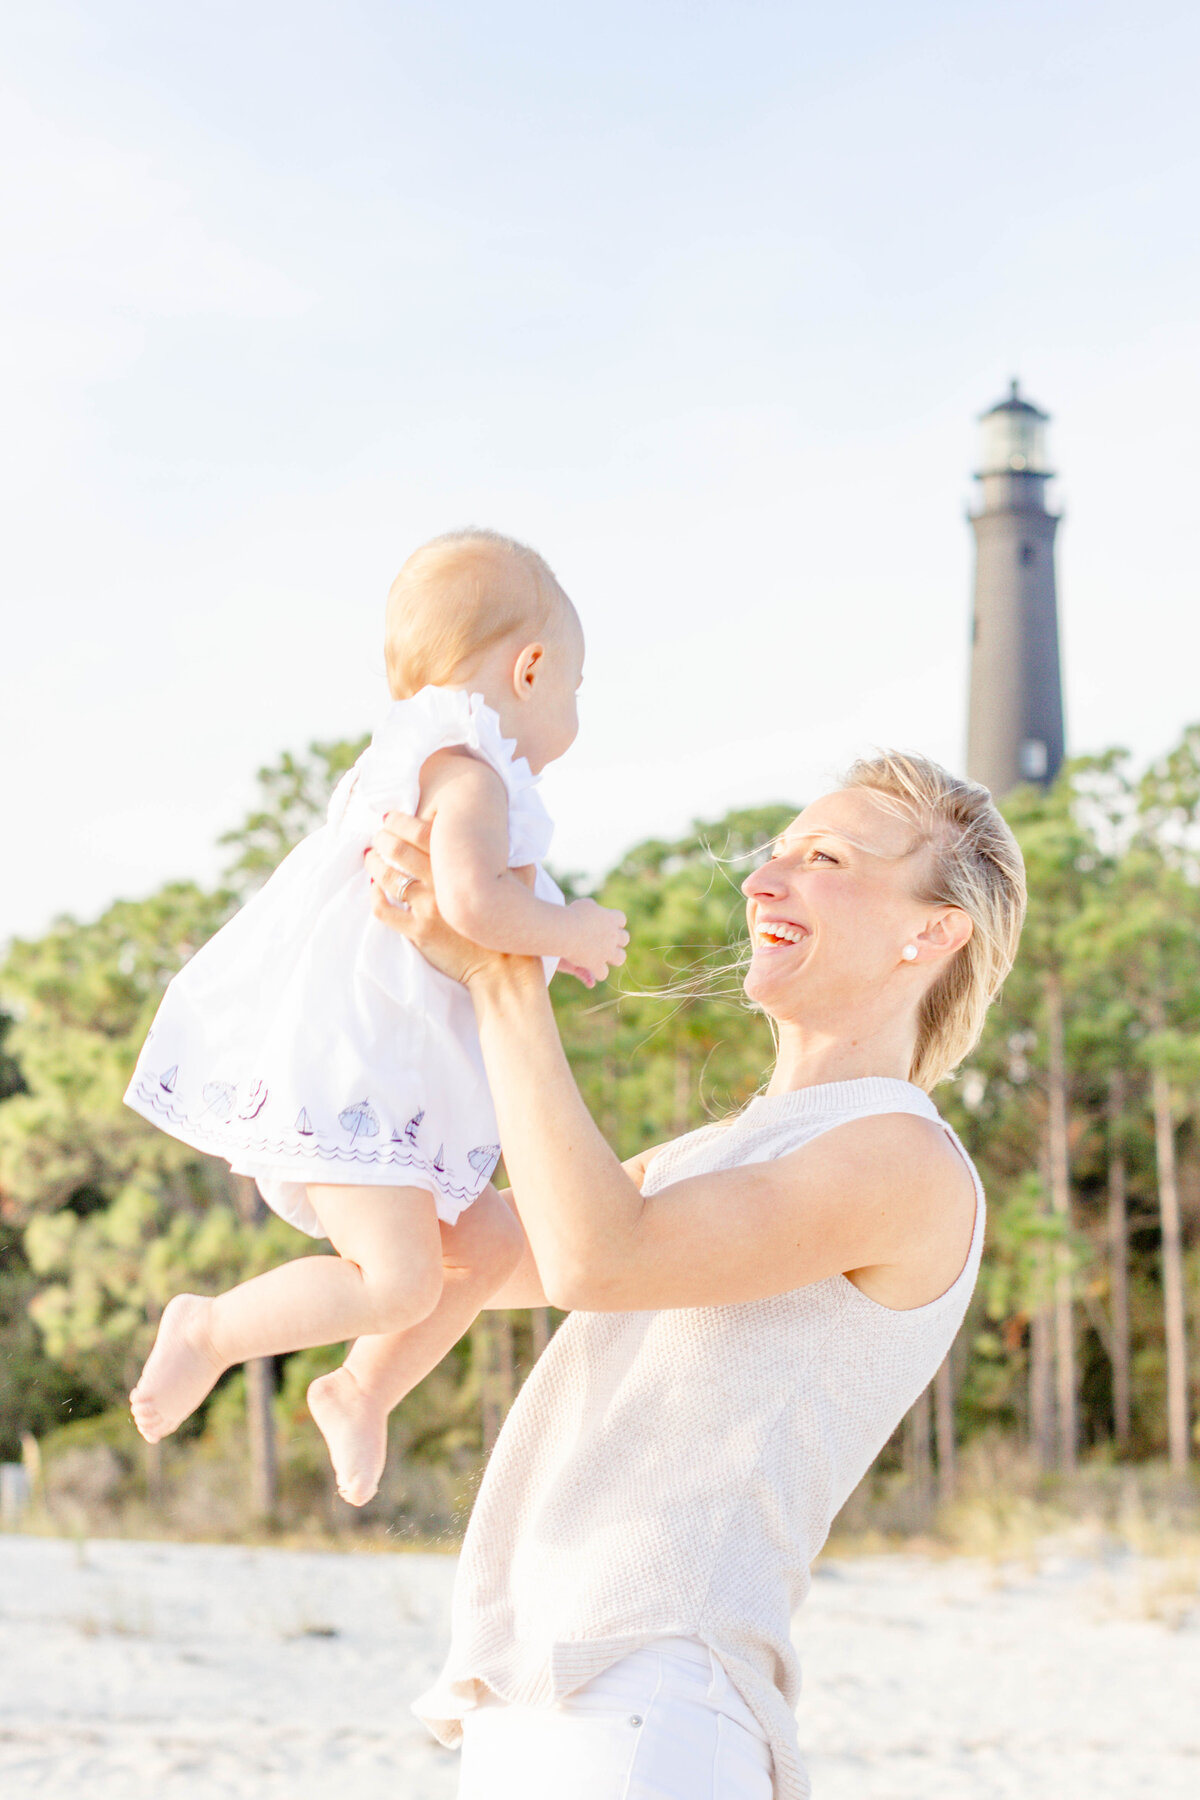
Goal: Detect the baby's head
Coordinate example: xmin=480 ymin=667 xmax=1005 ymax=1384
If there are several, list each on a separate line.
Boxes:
xmin=385 ymin=529 xmax=583 ymax=773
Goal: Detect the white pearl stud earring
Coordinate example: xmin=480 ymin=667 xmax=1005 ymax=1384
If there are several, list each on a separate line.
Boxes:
xmin=901 ymin=944 xmax=918 ymax=962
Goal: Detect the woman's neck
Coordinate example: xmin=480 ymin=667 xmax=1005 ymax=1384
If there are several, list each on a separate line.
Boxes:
xmin=765 ymin=1014 xmax=917 ymax=1095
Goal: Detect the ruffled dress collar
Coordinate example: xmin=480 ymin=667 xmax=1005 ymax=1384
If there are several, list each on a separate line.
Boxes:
xmin=357 ymin=685 xmax=553 ymax=866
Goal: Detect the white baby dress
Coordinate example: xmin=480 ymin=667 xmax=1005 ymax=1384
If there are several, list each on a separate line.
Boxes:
xmin=124 ymin=687 xmax=562 ymax=1236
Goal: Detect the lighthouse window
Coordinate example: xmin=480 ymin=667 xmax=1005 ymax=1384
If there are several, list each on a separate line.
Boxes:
xmin=1020 ymin=543 xmax=1035 ymax=565
xmin=1020 ymin=739 xmax=1049 ymax=779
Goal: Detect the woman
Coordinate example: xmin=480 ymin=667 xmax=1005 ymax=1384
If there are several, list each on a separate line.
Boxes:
xmin=362 ymin=750 xmax=1025 ymax=1800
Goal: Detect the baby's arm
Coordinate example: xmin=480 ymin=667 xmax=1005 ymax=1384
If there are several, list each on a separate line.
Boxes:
xmin=419 ymin=750 xmax=628 ymax=981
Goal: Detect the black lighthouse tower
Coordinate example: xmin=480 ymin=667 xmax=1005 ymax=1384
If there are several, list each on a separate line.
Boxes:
xmin=966 ymin=381 xmax=1066 ymax=798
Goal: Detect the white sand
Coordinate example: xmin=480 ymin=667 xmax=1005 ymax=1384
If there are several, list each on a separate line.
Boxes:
xmin=2 ymin=1533 xmax=1197 ymax=1798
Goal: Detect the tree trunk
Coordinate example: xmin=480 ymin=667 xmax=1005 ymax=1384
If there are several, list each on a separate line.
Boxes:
xmin=1149 ymin=1060 xmax=1190 ymax=1472
xmin=933 ymin=1353 xmax=957 ymax=1503
xmin=473 ymin=1317 xmax=502 ymax=1454
xmin=530 ymin=1308 xmax=552 ymax=1361
xmin=1029 ymin=1293 xmax=1056 ymax=1472
xmin=246 ymin=1355 xmax=278 ymax=1519
xmin=20 ymin=1433 xmax=44 ymax=1513
xmin=231 ymin=1174 xmax=280 ymax=1513
xmin=905 ymin=1386 xmax=933 ymax=1521
xmin=1106 ymin=1068 xmax=1133 ymax=1453
xmin=673 ymin=1046 xmax=692 ymax=1136
xmin=495 ymin=1312 xmax=514 ymax=1413
xmin=473 ymin=1313 xmax=515 ymax=1455
xmin=1045 ymin=975 xmax=1077 ymax=1471
xmin=143 ymin=1438 xmax=164 ymax=1509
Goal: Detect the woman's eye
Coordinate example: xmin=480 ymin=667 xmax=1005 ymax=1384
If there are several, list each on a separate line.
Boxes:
xmin=810 ymin=850 xmax=837 ymax=864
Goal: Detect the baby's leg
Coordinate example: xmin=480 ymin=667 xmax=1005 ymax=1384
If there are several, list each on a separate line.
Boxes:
xmin=130 ymin=1186 xmax=443 ymax=1445
xmin=308 ymin=1186 xmax=523 ymax=1505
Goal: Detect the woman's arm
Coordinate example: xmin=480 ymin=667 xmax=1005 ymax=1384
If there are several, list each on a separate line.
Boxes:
xmin=482 ymin=1144 xmax=663 ymax=1311
xmin=483 ymin=1216 xmax=550 ymax=1309
xmin=368 ymin=818 xmax=975 ymax=1314
xmin=468 ymin=962 xmax=974 ymax=1311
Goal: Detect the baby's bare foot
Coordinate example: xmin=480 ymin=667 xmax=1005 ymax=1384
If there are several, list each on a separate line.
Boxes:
xmin=307 ymin=1367 xmax=389 ymax=1507
xmin=130 ymin=1295 xmax=225 ymax=1444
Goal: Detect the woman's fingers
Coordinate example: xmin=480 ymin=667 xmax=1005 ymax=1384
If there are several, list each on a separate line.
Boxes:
xmin=382 ymin=809 xmax=432 ymax=849
xmin=366 ymin=845 xmax=492 ymax=985
xmin=366 ymin=849 xmax=421 ymax=927
xmin=376 ymin=811 xmax=433 ymax=879
xmin=367 ymin=812 xmax=433 ymax=913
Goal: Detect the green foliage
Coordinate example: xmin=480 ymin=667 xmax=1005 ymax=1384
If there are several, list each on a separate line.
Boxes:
xmin=22 ymin=1175 xmax=301 ymax=1409
xmin=4 ymin=717 xmax=1200 ymax=1515
xmin=0 ymin=883 xmax=233 ymax=1220
xmin=0 ymin=1012 xmax=26 ymax=1103
xmin=977 ymin=1173 xmax=1069 ymax=1322
xmin=0 ymin=1221 xmax=105 ymax=1458
xmin=0 ymin=873 xmax=305 ymax=1415
xmin=219 ymin=736 xmax=370 ymax=894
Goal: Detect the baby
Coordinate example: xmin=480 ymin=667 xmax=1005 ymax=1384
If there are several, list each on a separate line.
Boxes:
xmin=124 ymin=530 xmax=627 ymax=1501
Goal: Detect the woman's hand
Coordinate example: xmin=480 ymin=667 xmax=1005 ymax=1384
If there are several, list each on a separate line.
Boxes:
xmin=367 ymin=811 xmax=517 ymax=989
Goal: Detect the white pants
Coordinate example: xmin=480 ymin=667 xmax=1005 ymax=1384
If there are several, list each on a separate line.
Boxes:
xmin=457 ymin=1638 xmax=774 ymax=1800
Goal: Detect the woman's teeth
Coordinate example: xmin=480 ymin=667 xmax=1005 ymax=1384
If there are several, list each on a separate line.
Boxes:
xmin=757 ymin=923 xmax=804 ymax=947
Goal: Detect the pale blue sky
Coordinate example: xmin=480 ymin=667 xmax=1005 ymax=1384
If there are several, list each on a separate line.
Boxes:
xmin=4 ymin=1 xmax=1199 ymax=940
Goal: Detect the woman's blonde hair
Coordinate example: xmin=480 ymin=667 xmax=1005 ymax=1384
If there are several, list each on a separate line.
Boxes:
xmin=843 ymin=751 xmax=1027 ymax=1091
xmin=385 ymin=529 xmax=571 ymax=699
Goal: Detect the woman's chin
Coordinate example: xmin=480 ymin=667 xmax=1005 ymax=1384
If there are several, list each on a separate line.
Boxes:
xmin=743 ymin=953 xmax=796 ymax=1010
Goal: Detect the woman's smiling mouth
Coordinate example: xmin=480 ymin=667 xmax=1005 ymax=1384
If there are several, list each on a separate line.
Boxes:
xmin=753 ymin=918 xmax=809 ymax=951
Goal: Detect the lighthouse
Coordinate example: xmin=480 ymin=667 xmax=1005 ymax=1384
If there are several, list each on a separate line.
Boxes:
xmin=966 ymin=381 xmax=1065 ymax=798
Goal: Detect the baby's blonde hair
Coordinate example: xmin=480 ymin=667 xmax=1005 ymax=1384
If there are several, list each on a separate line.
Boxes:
xmin=385 ymin=529 xmax=571 ymax=699
xmin=843 ymin=751 xmax=1027 ymax=1090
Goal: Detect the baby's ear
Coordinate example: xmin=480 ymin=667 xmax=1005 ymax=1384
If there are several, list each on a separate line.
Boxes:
xmin=513 ymin=641 xmax=545 ymax=695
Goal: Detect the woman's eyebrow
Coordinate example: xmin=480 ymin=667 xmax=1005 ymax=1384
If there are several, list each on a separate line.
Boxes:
xmin=779 ymin=827 xmax=853 ymax=848
xmin=779 ymin=826 xmax=891 ymax=857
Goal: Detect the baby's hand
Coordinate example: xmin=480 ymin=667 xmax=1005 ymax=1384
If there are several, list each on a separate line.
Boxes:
xmin=563 ymin=898 xmax=629 ymax=984
xmin=556 ymin=959 xmax=599 ymax=989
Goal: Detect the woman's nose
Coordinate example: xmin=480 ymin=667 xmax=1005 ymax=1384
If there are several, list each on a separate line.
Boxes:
xmin=742 ymin=862 xmax=783 ymax=900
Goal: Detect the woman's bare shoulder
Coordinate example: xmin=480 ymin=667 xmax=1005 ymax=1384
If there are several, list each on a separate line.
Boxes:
xmin=787 ymin=1112 xmax=978 ymax=1309
xmin=767 ymin=1105 xmax=953 ymax=1174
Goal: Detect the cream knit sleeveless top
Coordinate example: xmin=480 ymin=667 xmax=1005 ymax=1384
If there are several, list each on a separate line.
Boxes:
xmin=414 ymin=1078 xmax=986 ymax=1800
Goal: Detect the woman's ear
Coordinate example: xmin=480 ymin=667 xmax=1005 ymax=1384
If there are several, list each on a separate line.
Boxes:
xmin=512 ymin=642 xmax=545 ymax=698
xmin=919 ymin=906 xmax=974 ymax=960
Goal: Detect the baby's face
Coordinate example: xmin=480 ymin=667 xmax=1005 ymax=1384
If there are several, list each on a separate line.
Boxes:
xmin=519 ymin=607 xmax=585 ymax=773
